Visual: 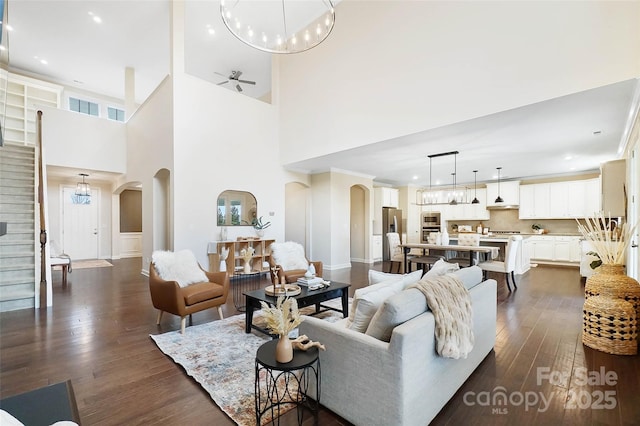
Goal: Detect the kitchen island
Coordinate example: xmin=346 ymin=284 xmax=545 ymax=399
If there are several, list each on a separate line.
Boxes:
xmin=448 ymin=234 xmax=532 ymax=275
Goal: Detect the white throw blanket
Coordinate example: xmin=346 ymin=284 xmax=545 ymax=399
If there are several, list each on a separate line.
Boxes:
xmin=409 ymin=274 xmax=474 ymax=359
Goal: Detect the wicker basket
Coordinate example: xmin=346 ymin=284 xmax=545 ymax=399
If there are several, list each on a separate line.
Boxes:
xmin=585 ymin=264 xmax=640 ymax=321
xmin=582 ymin=295 xmax=637 ymax=355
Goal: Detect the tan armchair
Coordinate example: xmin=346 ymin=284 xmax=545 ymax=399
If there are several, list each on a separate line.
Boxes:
xmin=149 ymin=262 xmax=229 ymax=334
xmin=268 ymin=241 xmax=323 ymax=284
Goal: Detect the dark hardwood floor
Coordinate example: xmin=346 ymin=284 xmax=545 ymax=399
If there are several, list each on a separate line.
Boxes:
xmin=1 ymin=259 xmax=638 ymax=425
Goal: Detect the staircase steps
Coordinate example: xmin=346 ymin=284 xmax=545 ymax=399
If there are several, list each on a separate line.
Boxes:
xmin=0 ymin=144 xmax=37 ymax=311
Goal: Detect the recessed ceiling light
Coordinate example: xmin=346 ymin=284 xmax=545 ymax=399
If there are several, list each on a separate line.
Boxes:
xmin=412 ymin=175 xmax=418 ymax=180
xmin=40 ymin=59 xmax=48 ymax=65
xmin=564 ymin=155 xmax=573 ymax=160
xmin=88 ymin=11 xmax=102 ymax=23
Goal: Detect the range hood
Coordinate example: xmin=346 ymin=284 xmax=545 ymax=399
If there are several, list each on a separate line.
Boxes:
xmin=486 ymin=204 xmax=519 ymax=210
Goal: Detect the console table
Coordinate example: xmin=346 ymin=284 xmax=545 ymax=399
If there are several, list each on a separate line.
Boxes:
xmin=207 ymin=238 xmax=275 ymax=276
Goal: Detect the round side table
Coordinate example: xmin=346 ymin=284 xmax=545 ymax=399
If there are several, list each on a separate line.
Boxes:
xmin=232 ymin=270 xmax=261 ymax=311
xmin=254 ymin=339 xmax=320 ymax=425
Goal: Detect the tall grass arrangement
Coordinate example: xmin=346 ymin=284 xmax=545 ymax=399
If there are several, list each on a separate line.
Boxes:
xmin=576 ymin=212 xmax=637 ymax=265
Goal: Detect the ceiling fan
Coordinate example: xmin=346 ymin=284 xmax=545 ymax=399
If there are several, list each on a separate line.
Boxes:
xmin=215 ymin=70 xmax=256 ymax=92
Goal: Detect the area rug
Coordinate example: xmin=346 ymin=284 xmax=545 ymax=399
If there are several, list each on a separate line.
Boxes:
xmin=53 ymin=259 xmax=113 ymax=270
xmin=150 ymin=299 xmax=348 ymax=425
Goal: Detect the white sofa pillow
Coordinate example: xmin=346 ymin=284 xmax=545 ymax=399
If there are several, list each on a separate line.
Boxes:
xmin=424 ymin=259 xmax=459 ymax=278
xmin=347 ymin=278 xmax=406 ymax=332
xmin=365 ymin=288 xmax=428 ymax=341
xmin=270 ymin=241 xmax=309 ymax=271
xmin=368 ymin=269 xmax=423 ymax=288
xmin=152 ymin=250 xmax=208 ymax=288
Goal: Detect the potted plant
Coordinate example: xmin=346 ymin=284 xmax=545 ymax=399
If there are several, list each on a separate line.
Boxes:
xmin=252 ymin=216 xmax=271 ymax=237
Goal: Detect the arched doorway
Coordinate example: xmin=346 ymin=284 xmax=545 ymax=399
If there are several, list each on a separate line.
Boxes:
xmin=153 ymin=169 xmax=171 ymax=252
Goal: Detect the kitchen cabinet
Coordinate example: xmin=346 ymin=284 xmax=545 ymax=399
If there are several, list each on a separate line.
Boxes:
xmin=486 ymin=181 xmax=520 ymax=207
xmin=529 ymin=235 xmax=581 ymax=263
xmin=375 ymin=187 xmax=399 ymax=208
xmin=518 ymin=179 xmax=600 ymax=219
xmin=519 ymin=183 xmax=550 ymax=219
xmin=441 ymin=188 xmax=490 ymax=222
xmin=516 ymin=238 xmax=532 ymax=275
xmin=372 ymin=235 xmax=383 ymax=261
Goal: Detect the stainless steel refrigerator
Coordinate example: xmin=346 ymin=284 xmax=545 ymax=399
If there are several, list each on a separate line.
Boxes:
xmin=382 ymin=207 xmax=403 ymax=261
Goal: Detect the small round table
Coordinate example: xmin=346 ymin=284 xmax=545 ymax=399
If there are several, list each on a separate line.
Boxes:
xmin=231 ymin=270 xmax=261 ymax=311
xmin=254 ymin=340 xmax=321 ymax=425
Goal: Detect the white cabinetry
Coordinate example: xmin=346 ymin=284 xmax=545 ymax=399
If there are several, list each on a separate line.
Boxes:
xmin=440 ymin=188 xmax=490 ymax=221
xmin=529 ymin=235 xmax=581 ymax=264
xmin=372 ymin=235 xmax=383 ymax=261
xmin=519 ymin=184 xmax=550 ymax=219
xmin=519 ymin=179 xmax=600 ymax=219
xmin=375 ymin=187 xmax=399 ymax=208
xmin=2 ymin=73 xmax=62 ymax=146
xmin=486 ymin=181 xmax=520 ymax=207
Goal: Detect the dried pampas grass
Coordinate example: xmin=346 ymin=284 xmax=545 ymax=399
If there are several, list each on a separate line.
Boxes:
xmin=259 ymin=296 xmax=302 ymax=336
xmin=576 ymin=212 xmax=637 ymax=265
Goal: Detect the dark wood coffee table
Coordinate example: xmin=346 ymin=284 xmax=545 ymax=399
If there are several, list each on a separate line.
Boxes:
xmin=244 ymin=282 xmax=350 ymax=335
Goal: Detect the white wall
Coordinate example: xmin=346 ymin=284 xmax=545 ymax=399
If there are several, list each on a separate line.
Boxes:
xmin=278 ymin=1 xmax=640 ymax=165
xmin=171 ymin=73 xmax=282 ymax=267
xmin=310 ymin=170 xmax=373 ymax=269
xmin=124 ymin=76 xmax=174 ymax=271
xmin=41 ymin=106 xmax=127 ymax=173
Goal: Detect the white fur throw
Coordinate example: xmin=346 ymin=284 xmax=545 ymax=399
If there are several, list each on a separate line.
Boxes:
xmin=152 ymin=250 xmax=208 ymax=288
xmin=270 ymin=242 xmax=309 ymax=271
xmin=409 ymin=274 xmax=474 ymax=359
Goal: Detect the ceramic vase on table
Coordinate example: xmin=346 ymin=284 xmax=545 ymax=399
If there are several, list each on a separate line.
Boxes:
xmin=243 ymin=260 xmax=252 ymax=274
xmin=276 ymin=335 xmax=293 ymax=363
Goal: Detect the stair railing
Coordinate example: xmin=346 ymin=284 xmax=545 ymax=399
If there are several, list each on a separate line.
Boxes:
xmin=36 ymin=110 xmax=47 ymax=308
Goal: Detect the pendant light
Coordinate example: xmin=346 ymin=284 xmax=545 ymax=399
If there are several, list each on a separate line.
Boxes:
xmin=495 ymin=167 xmax=504 ymax=203
xmin=449 ymin=172 xmax=458 ymax=205
xmin=75 ymin=173 xmax=91 ymax=197
xmin=471 ymin=170 xmax=480 ymax=204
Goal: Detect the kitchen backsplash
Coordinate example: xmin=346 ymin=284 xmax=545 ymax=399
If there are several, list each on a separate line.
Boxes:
xmin=451 ymin=210 xmax=581 ymax=234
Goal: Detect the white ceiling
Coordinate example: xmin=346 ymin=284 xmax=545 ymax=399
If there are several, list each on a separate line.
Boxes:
xmin=5 ymin=0 xmax=639 ymax=186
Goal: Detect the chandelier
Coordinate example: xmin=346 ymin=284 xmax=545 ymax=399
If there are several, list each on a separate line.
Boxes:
xmin=220 ymin=0 xmax=336 ymax=54
xmin=416 ymin=151 xmax=471 ymax=206
xmin=75 ymin=173 xmax=91 ymax=197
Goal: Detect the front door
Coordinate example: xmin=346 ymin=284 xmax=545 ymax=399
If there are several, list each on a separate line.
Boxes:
xmin=62 ymin=186 xmax=99 ymax=260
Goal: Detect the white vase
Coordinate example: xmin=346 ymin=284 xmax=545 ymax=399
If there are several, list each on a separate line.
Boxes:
xmin=255 ymin=229 xmax=265 ymax=238
xmin=441 ymin=228 xmax=449 ymax=245
xmin=243 ymin=260 xmax=252 ymax=274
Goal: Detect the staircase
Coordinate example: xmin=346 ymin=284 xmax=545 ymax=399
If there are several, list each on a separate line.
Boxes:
xmin=0 ymin=144 xmax=37 ymax=311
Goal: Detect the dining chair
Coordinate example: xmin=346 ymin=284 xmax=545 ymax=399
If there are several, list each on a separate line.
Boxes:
xmin=447 ymin=233 xmax=481 ymax=266
xmin=386 ymin=232 xmax=408 ymax=273
xmin=478 ymin=235 xmax=522 ymax=291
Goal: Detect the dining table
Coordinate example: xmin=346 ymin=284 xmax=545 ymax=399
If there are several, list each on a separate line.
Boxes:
xmin=400 ymin=243 xmax=500 ymax=271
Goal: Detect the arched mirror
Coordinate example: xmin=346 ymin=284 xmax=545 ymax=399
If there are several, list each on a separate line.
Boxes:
xmin=217 ymin=190 xmax=257 ymax=226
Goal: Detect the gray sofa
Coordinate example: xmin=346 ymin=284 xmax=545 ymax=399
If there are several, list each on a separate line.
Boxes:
xmin=299 ymin=266 xmax=497 ymax=426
